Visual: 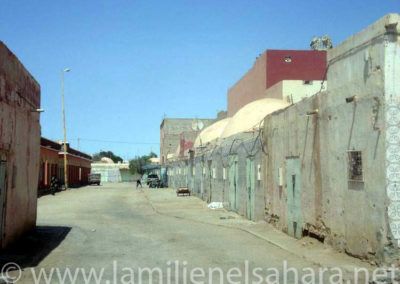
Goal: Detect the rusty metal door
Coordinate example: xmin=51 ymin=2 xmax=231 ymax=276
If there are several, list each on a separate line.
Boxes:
xmin=0 ymin=153 xmax=7 ymax=246
xmin=286 ymin=157 xmax=302 ymax=239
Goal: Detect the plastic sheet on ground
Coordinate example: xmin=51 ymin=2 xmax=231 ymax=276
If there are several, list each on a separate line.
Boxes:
xmin=207 ymin=202 xmax=224 ymax=210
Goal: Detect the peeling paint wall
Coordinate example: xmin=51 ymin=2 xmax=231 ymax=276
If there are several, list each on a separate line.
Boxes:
xmin=263 ymin=14 xmax=400 ymax=265
xmin=0 ymin=41 xmax=41 ymax=248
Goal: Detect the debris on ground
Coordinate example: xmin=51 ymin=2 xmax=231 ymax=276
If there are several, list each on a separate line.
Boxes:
xmin=207 ymin=202 xmax=224 ymax=210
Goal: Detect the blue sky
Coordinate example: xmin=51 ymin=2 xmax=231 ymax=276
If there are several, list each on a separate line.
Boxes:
xmin=1 ymin=0 xmax=398 ymax=160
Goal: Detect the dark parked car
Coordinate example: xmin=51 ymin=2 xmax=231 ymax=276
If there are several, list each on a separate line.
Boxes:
xmin=88 ymin=173 xmax=101 ymax=185
xmin=146 ymin=174 xmax=159 ymax=185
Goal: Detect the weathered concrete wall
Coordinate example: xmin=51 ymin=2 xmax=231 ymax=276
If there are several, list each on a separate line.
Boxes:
xmin=263 ymin=92 xmax=386 ymax=260
xmin=0 ymin=41 xmax=41 ymax=248
xmin=169 ymin=132 xmax=265 ymax=221
xmin=262 ymin=14 xmax=400 ymax=265
xmin=165 ymin=14 xmax=399 ymax=265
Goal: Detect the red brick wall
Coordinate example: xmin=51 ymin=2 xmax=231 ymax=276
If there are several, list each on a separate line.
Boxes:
xmin=227 ymin=50 xmax=327 ymax=117
xmin=266 ymin=50 xmax=327 ymax=88
xmin=227 ymin=52 xmax=267 ymax=117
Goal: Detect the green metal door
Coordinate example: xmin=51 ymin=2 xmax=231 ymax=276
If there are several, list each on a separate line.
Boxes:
xmin=190 ymin=165 xmax=194 ymax=191
xmin=246 ymin=157 xmax=255 ymax=220
xmin=207 ymin=160 xmax=212 ymax=202
xmin=286 ymin=157 xmax=302 ymax=239
xmin=0 ymin=154 xmax=7 ymax=246
xmin=200 ymin=162 xmax=204 ymax=197
xmin=229 ymin=156 xmax=238 ymax=211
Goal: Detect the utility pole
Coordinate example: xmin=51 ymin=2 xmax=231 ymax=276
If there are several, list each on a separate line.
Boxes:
xmin=62 ymin=68 xmax=70 ymax=190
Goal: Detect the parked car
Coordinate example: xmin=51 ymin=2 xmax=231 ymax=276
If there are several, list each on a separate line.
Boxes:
xmin=88 ymin=173 xmax=101 ymax=185
xmin=146 ymin=174 xmax=159 ymax=186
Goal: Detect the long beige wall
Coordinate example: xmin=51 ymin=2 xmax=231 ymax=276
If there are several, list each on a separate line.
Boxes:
xmin=262 ymin=14 xmax=399 ymax=265
xmin=263 ymin=89 xmax=386 ymax=262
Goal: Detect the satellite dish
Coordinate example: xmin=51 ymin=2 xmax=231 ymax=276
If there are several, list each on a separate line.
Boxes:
xmin=191 ymin=120 xmax=198 ymax=131
xmin=198 ymin=121 xmax=204 ymax=130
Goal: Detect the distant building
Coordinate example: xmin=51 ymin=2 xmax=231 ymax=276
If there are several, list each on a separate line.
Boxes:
xmin=39 ymin=137 xmax=92 ymax=194
xmin=91 ymin=158 xmax=135 ymax=182
xmin=0 ymin=41 xmax=41 ymax=248
xmin=160 ymin=118 xmax=215 ymax=164
xmin=216 ymin=110 xmax=228 ymax=121
xmin=227 ymin=49 xmax=327 ymax=116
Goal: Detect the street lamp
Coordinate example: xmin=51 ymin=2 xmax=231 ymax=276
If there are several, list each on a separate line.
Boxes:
xmin=61 ymin=68 xmax=70 ymax=189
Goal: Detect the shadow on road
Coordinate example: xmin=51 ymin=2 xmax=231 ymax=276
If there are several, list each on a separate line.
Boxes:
xmin=0 ymin=226 xmax=71 ymax=269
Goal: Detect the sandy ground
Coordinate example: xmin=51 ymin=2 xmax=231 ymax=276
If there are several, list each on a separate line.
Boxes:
xmin=2 ymin=183 xmax=377 ymax=283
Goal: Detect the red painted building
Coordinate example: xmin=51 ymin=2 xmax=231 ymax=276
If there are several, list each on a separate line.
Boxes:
xmin=227 ymin=49 xmax=327 ymax=116
xmin=39 ymin=137 xmax=92 ymax=194
xmin=178 ymin=131 xmax=197 ymax=158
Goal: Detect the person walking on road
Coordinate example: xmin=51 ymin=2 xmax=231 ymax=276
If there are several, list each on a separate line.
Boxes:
xmin=136 ymin=177 xmax=142 ymax=188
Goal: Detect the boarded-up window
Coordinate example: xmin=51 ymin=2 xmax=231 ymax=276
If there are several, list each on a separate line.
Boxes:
xmin=348 ymin=151 xmax=363 ymax=182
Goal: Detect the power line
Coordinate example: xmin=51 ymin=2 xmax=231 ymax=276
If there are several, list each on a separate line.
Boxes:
xmin=72 ymin=138 xmax=159 ymax=145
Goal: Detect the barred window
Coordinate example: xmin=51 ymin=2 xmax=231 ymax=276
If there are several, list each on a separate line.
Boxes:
xmin=348 ymin=151 xmax=363 ymax=182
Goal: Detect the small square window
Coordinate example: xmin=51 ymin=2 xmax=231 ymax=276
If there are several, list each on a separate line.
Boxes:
xmin=284 ymin=56 xmax=292 ymax=63
xmin=303 ymin=80 xmax=313 ymax=85
xmin=348 ymin=151 xmax=363 ymax=182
